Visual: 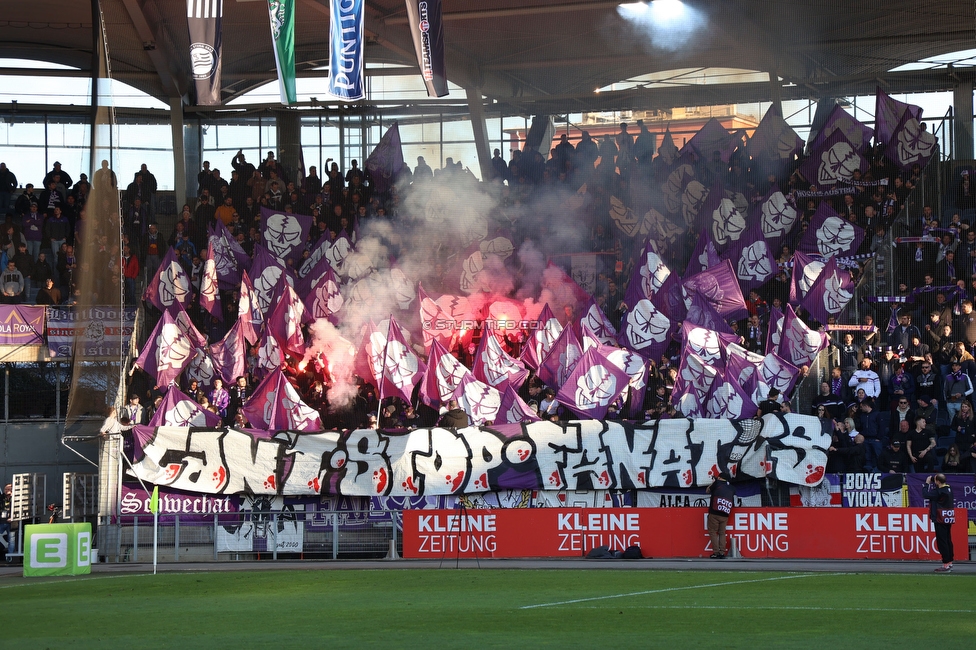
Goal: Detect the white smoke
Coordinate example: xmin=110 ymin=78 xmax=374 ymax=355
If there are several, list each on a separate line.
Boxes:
xmin=616 ymin=0 xmax=707 ymax=52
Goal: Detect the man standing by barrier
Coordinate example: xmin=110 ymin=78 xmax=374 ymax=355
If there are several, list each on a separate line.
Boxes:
xmin=706 ymin=473 xmax=735 ymax=558
xmin=923 ymin=473 xmax=955 ymax=573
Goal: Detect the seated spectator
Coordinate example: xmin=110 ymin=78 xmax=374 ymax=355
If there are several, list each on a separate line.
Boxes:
xmin=878 ymin=439 xmax=910 ymax=474
xmin=949 ymin=399 xmax=976 ymax=451
xmin=942 ymin=444 xmax=964 ymax=473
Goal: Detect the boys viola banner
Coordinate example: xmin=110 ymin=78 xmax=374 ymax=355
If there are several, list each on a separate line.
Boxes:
xmin=129 ymin=414 xmax=828 ymax=497
xmin=402 ymin=507 xmax=969 ymax=560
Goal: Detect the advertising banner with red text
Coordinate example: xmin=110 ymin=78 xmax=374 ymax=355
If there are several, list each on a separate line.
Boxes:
xmin=402 ymin=508 xmax=968 ymax=561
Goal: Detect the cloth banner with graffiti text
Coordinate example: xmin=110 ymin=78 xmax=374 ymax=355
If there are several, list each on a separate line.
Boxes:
xmin=128 ymin=414 xmax=827 ymax=497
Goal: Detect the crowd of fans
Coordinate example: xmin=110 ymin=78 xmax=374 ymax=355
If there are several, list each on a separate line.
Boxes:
xmin=3 ymin=115 xmax=975 ymax=478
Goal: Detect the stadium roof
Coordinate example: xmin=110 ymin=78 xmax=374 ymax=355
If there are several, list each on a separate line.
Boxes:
xmin=0 ymin=0 xmax=973 ymax=113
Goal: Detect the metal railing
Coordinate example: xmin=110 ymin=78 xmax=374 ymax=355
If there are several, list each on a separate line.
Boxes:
xmin=100 ymin=511 xmax=402 ymax=563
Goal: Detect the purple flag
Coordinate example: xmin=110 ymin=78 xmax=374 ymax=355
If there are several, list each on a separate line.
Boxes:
xmin=555 ymin=348 xmax=630 ymax=420
xmin=419 ymin=339 xmax=469 ymax=408
xmin=778 ymin=305 xmax=829 ymax=368
xmin=326 ymin=232 xmax=354 ymax=275
xmin=887 ymin=110 xmax=938 ymax=171
xmin=700 ymin=183 xmax=747 ymax=254
xmin=456 ymin=374 xmax=502 ymax=426
xmin=144 ymin=247 xmax=191 ymax=312
xmin=680 ymin=322 xmax=738 ymax=370
xmin=472 ymin=326 xmax=528 ymax=392
xmin=208 ymin=220 xmax=249 ymax=289
xmin=254 ymin=326 xmax=284 ymax=383
xmin=365 ymin=122 xmax=405 ymax=196
xmin=766 ymin=305 xmax=785 ymax=357
xmin=381 ymin=318 xmax=426 ymax=403
xmin=796 ymin=202 xmax=865 ymax=259
xmin=301 ymin=258 xmax=343 ymax=321
xmin=538 ymin=325 xmax=584 ymax=390
xmin=753 ymin=185 xmax=799 ymax=249
xmin=623 ymin=240 xmax=672 ymax=308
xmin=148 ymin=386 xmax=222 ymax=428
xmin=725 ymin=343 xmax=764 ymax=396
xmin=684 ymin=288 xmax=731 ymax=334
xmin=671 ymin=351 xmax=719 ymax=418
xmin=759 ymin=352 xmax=800 ymax=400
xmin=799 ymin=256 xmax=854 ymax=325
xmin=356 ymin=320 xmax=385 ymax=386
xmin=299 ymin=232 xmax=333 ymax=278
xmin=799 ymin=129 xmax=869 ymax=187
xmin=809 ymin=103 xmax=873 ymax=153
xmin=705 ymin=370 xmax=758 ymax=420
xmin=238 ymin=269 xmax=262 ymax=345
xmin=789 ymin=251 xmax=822 ymax=303
xmin=0 ymin=306 xmax=44 ymax=345
xmin=521 ymin=304 xmax=562 ymax=370
xmin=265 ymin=283 xmax=308 ymax=358
xmin=875 ymin=87 xmax=923 ymax=147
xmin=200 ymin=240 xmax=222 ymax=321
xmin=576 ymin=298 xmax=618 ymax=347
xmin=260 ymin=206 xmax=313 ymax=267
xmin=135 ymin=309 xmax=194 ymax=389
xmin=651 ymin=271 xmax=688 ymax=324
xmin=617 ymin=298 xmax=672 ymax=359
xmin=657 ymin=126 xmax=679 ymax=166
xmin=184 ymin=347 xmax=217 ymax=390
xmin=747 ymin=104 xmax=803 ymax=163
xmin=605 ymin=348 xmax=649 ymax=419
xmin=682 ymin=118 xmax=736 ymax=162
xmin=496 ymin=385 xmax=542 ymax=424
xmin=683 ymin=260 xmax=748 ymax=321
xmin=166 ymin=300 xmax=208 ymax=349
xmin=210 ymin=319 xmax=246 ymax=384
xmin=684 ymin=231 xmax=721 ymax=277
xmin=723 ymin=218 xmax=778 ymax=293
xmin=242 ymin=367 xmax=322 ymax=432
xmin=249 ymin=244 xmax=292 ymax=316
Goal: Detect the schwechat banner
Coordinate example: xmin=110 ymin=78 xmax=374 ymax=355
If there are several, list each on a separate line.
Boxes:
xmin=402 ymin=507 xmax=969 ymax=561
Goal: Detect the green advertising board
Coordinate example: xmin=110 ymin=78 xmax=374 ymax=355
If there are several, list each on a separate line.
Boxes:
xmin=23 ymin=523 xmax=93 ymax=577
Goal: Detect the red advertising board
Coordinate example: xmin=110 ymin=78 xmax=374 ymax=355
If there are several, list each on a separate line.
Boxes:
xmin=402 ymin=508 xmax=968 ymax=561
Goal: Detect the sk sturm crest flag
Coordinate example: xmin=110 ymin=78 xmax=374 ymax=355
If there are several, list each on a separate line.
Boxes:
xmin=328 ymin=0 xmax=364 ymax=100
xmin=404 ymin=0 xmax=448 ymax=97
xmin=187 ymin=0 xmax=223 ymax=105
xmin=268 ymin=0 xmax=296 ymax=104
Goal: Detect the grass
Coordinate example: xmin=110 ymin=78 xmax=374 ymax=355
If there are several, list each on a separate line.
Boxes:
xmin=0 ymin=569 xmax=974 ymax=648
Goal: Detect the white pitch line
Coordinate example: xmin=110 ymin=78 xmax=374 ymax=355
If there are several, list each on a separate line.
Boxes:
xmin=577 ymin=605 xmax=976 ymax=614
xmin=0 ymin=573 xmax=154 ymax=590
xmin=520 ymin=573 xmax=832 ymax=610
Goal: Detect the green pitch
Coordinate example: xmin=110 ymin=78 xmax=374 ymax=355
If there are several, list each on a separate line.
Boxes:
xmin=1 ymin=569 xmax=974 ymax=648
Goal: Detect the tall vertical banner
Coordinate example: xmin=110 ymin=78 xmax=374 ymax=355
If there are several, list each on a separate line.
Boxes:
xmin=269 ymin=0 xmax=297 ymax=105
xmin=328 ymin=0 xmax=365 ymax=101
xmin=187 ymin=0 xmax=223 ymax=106
xmin=404 ymin=0 xmax=448 ymax=97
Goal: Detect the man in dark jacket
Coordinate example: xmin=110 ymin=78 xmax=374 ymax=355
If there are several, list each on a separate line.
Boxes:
xmin=923 ymin=473 xmax=955 ymax=572
xmin=878 ymin=439 xmax=909 ymax=474
xmin=706 ymin=473 xmax=735 ymax=558
xmin=857 ymin=398 xmax=884 ymax=471
xmin=437 ymin=399 xmax=469 ymax=428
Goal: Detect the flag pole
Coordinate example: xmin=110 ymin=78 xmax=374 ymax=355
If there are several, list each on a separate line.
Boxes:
xmin=376 ymin=320 xmax=392 ymax=427
xmin=150 ymin=485 xmax=159 ymax=575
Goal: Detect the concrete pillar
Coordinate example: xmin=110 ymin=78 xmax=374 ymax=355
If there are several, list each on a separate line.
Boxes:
xmin=169 ymin=96 xmax=187 ymax=208
xmin=768 ymin=70 xmax=782 ymax=113
xmin=465 ymin=86 xmax=492 ymax=181
xmin=184 ymin=118 xmax=201 ymax=202
xmin=953 ymin=81 xmax=974 ymax=160
xmin=277 ymin=111 xmax=303 ymax=181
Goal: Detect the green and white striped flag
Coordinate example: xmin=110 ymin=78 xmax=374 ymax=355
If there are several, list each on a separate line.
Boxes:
xmin=268 ymin=0 xmax=296 ymax=105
